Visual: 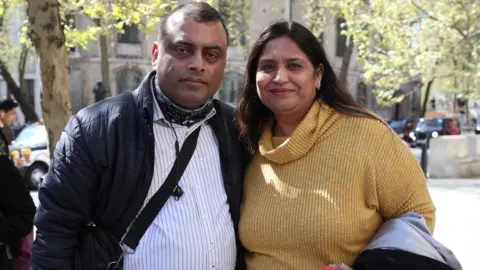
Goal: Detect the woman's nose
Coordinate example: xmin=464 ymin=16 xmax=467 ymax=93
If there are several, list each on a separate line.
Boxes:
xmin=273 ymin=67 xmax=288 ymax=84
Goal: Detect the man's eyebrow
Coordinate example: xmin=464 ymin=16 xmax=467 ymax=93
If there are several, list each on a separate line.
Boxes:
xmin=173 ymin=41 xmax=223 ymax=51
xmin=173 ymin=41 xmax=195 ymax=47
xmin=204 ymin=45 xmax=222 ymax=51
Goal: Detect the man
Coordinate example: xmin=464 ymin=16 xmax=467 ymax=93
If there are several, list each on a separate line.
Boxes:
xmin=0 ymin=99 xmax=36 ymax=270
xmin=33 ymin=3 xmax=245 ymax=269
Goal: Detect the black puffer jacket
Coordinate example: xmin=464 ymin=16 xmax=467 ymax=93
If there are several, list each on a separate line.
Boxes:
xmin=0 ymin=129 xmax=36 ymax=270
xmin=33 ymin=71 xmax=246 ymax=269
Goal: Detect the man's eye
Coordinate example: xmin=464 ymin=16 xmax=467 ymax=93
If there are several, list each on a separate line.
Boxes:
xmin=206 ymin=52 xmax=218 ymax=59
xmin=175 ymin=47 xmax=187 ymax=53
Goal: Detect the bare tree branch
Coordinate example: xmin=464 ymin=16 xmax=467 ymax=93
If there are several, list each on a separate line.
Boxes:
xmin=411 ymin=0 xmax=468 ymax=39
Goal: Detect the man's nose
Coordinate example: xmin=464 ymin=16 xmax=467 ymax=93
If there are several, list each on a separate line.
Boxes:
xmin=188 ymin=51 xmax=206 ymax=72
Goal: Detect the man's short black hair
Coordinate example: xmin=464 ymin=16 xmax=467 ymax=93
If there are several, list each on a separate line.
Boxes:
xmin=158 ymin=2 xmax=229 ymax=46
xmin=0 ymin=98 xmax=18 ymax=112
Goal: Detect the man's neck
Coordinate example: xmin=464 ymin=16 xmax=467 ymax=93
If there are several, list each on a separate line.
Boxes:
xmin=152 ymin=75 xmax=214 ymax=126
xmin=154 ymin=76 xmax=209 ymax=112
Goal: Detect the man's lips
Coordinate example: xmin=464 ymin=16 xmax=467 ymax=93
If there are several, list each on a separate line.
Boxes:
xmin=180 ymin=77 xmax=207 ymax=85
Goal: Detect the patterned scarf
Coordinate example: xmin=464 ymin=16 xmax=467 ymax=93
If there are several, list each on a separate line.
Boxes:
xmin=152 ymin=76 xmax=214 ymax=127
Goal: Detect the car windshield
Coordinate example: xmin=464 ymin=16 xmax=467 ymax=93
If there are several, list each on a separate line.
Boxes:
xmin=417 ymin=119 xmax=443 ymax=129
xmin=389 ymin=120 xmax=407 ymax=133
xmin=12 ymin=124 xmax=48 ymax=146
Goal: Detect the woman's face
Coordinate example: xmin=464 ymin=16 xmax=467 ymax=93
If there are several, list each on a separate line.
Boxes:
xmin=255 ymin=36 xmax=322 ymax=118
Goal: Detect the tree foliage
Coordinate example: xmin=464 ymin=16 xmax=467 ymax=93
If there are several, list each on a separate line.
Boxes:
xmin=0 ymin=0 xmax=39 ymax=122
xmin=303 ymin=0 xmax=480 ymax=109
xmin=218 ymin=0 xmax=250 ymax=48
xmin=60 ymin=0 xmax=176 ymax=50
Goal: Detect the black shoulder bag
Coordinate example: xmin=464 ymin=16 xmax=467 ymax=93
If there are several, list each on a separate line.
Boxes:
xmin=74 ymin=128 xmax=201 ymax=270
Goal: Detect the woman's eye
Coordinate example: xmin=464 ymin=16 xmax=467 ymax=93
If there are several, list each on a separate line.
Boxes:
xmin=262 ymin=64 xmax=275 ymax=71
xmin=288 ymin=63 xmax=301 ymax=69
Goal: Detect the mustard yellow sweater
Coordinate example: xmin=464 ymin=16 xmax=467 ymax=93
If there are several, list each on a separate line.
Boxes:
xmin=238 ymin=101 xmax=436 ymax=269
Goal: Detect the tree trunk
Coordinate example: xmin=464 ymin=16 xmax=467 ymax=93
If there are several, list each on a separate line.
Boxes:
xmin=0 ymin=61 xmax=39 ymax=122
xmin=339 ymin=35 xmax=354 ymax=89
xmin=94 ymin=19 xmax=111 ymax=98
xmin=99 ymin=34 xmax=111 ymax=98
xmin=26 ymin=0 xmax=72 ymax=158
xmin=18 ymin=43 xmax=28 ymax=97
xmin=421 ymin=79 xmax=434 ymax=117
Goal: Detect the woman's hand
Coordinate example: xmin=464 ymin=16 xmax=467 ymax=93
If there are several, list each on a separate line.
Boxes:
xmin=323 ymin=263 xmax=353 ymax=270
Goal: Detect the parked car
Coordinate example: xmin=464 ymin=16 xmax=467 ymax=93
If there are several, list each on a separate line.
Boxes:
xmin=475 ymin=118 xmax=480 ymax=134
xmin=388 ymin=119 xmax=417 ymax=146
xmin=9 ymin=122 xmax=50 ymax=190
xmin=412 ymin=117 xmax=461 ymax=148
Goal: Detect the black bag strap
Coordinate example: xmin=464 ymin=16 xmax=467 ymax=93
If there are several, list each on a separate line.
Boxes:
xmin=121 ymin=127 xmax=201 ymax=251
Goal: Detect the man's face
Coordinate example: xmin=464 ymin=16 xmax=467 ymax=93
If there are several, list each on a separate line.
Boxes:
xmin=0 ymin=109 xmax=17 ymax=126
xmin=152 ymin=12 xmax=228 ymax=109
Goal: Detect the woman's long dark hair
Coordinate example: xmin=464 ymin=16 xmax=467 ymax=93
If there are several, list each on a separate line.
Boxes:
xmin=236 ymin=21 xmax=381 ymax=153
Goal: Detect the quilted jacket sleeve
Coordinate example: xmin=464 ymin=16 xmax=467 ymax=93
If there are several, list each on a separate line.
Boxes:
xmin=32 ymin=116 xmax=98 ymax=270
xmin=0 ymin=156 xmax=36 ymax=245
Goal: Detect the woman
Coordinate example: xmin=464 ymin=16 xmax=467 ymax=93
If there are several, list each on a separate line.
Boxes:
xmin=0 ymin=99 xmax=36 ymax=270
xmin=236 ymin=21 xmax=435 ymax=269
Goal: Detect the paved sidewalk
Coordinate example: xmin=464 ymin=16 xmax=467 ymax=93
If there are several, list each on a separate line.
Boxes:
xmin=31 ymin=178 xmax=480 ymax=269
xmin=427 ymin=179 xmax=480 ymax=270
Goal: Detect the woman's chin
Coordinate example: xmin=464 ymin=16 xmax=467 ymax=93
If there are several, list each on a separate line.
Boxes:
xmin=268 ymin=103 xmax=300 ymax=116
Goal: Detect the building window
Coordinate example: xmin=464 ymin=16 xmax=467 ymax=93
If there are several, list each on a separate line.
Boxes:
xmin=357 ymin=82 xmax=367 ymax=106
xmin=0 ymin=82 xmax=7 ymax=100
xmin=410 ymin=91 xmax=418 ymax=114
xmin=23 ymin=79 xmax=35 ymax=107
xmin=117 ymin=24 xmax=140 ymax=44
xmin=218 ymin=71 xmax=243 ymax=104
xmin=65 ymin=14 xmax=77 ymax=52
xmin=218 ymin=0 xmax=247 ymax=46
xmin=336 ymin=18 xmax=347 ymax=57
xmin=116 ymin=69 xmax=143 ymax=95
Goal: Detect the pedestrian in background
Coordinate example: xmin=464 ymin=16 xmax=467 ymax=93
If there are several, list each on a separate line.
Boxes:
xmin=0 ymin=98 xmax=36 ymax=270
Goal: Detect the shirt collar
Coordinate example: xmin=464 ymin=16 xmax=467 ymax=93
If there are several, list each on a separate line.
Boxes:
xmin=150 ymin=84 xmax=216 ymax=124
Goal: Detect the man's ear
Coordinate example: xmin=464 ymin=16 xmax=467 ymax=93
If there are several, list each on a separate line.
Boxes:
xmin=152 ymin=42 xmax=159 ymax=69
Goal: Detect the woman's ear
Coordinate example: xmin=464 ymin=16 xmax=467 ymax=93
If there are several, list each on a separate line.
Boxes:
xmin=315 ymin=64 xmax=324 ymax=89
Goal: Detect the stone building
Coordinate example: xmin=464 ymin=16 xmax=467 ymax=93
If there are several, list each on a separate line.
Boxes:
xmin=66 ymin=0 xmax=367 ymax=113
xmin=65 ymin=0 xmax=421 ymax=120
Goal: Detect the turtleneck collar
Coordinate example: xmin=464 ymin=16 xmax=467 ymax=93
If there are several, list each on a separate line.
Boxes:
xmin=258 ymin=100 xmax=344 ymax=164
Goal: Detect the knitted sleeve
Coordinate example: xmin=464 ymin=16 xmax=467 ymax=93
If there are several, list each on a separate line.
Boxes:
xmin=371 ymin=122 xmax=436 ymax=233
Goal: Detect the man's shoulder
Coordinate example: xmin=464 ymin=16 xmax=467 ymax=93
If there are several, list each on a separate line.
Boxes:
xmin=64 ymin=92 xmax=139 ymax=140
xmin=214 ymin=100 xmax=235 ymax=120
xmin=75 ymin=92 xmax=137 ymax=125
xmin=0 ymin=133 xmax=8 ymax=156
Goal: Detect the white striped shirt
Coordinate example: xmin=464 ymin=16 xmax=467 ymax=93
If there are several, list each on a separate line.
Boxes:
xmin=123 ymin=91 xmax=236 ymax=270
